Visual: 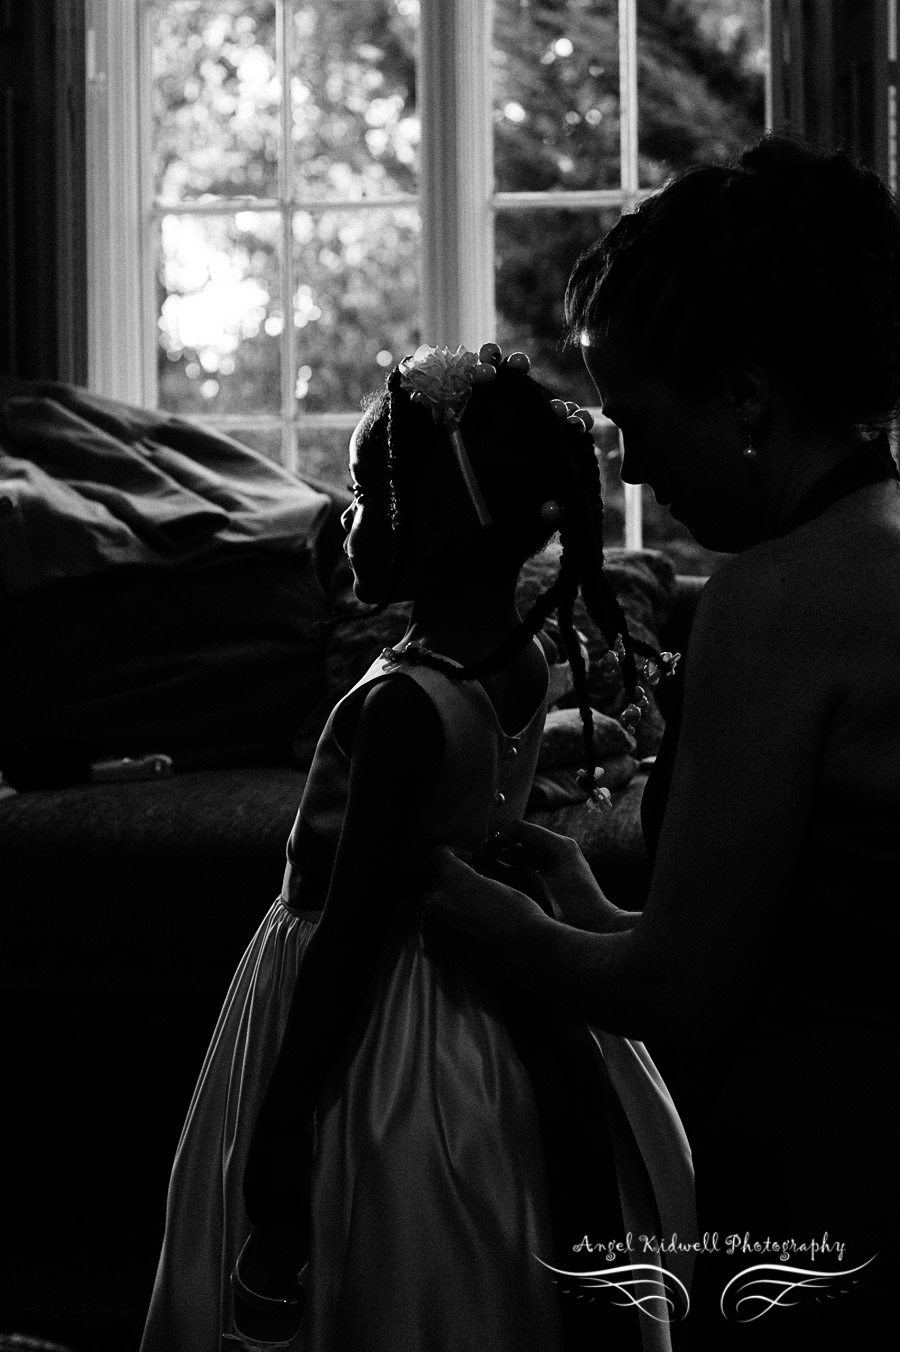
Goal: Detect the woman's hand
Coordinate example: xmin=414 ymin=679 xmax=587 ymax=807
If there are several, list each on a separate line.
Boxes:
xmin=424 ymin=847 xmax=551 ymax=979
xmin=426 ymin=837 xmax=645 ymax=1030
xmin=492 ymin=821 xmax=639 ymax=933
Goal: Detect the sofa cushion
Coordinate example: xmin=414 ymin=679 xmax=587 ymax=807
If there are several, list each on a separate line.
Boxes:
xmin=0 ymin=767 xmax=308 ymax=993
xmin=536 ymin=706 xmax=636 ymax=769
xmin=0 ymin=553 xmax=332 ymax=787
xmin=516 ymin=545 xmax=676 ymax=756
xmin=529 ymin=769 xmax=653 ymax=909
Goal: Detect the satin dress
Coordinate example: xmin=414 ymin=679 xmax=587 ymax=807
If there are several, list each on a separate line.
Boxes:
xmin=141 ymin=649 xmax=694 ymax=1352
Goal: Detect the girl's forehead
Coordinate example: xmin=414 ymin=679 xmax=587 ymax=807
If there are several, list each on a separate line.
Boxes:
xmin=348 ymin=411 xmax=390 ymax=488
xmin=348 ymin=416 xmax=373 ymax=476
xmin=349 ymin=416 xmax=367 ymax=460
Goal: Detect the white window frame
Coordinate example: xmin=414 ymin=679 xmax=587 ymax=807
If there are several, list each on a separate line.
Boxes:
xmin=84 ymin=0 xmax=741 ymax=547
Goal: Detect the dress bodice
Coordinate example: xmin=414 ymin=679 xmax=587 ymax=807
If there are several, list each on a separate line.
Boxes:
xmin=282 ymin=647 xmax=548 ymax=910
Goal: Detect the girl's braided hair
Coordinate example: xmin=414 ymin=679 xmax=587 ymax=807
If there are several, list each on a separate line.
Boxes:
xmin=358 ymin=356 xmax=658 ymax=797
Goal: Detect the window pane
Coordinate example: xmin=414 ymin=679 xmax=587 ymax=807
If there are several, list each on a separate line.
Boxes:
xmin=495 ymin=206 xmax=620 ymax=408
xmin=156 ymin=212 xmax=282 ymax=417
xmin=150 ymin=1 xmax=279 ymax=202
xmin=291 ymin=207 xmax=420 ymax=413
xmin=595 ymin=421 xmax=626 ymax=548
xmin=493 ymin=0 xmax=621 ymax=192
xmin=294 ymin=422 xmax=357 ymax=485
xmin=222 ymin=424 xmax=285 ymax=461
xmin=637 ymin=0 xmax=767 ymax=187
xmin=290 ymin=0 xmax=419 ymax=200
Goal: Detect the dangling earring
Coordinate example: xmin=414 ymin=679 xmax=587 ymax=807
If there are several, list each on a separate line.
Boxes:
xmin=740 ymin=416 xmax=758 ymax=462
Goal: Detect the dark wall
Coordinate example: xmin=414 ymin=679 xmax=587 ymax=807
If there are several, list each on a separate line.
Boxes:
xmin=0 ymin=0 xmax=87 ymax=382
xmin=770 ymin=0 xmax=896 ymax=181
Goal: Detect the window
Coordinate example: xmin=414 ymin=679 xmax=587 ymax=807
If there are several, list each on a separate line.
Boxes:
xmin=86 ymin=0 xmax=766 ymax=567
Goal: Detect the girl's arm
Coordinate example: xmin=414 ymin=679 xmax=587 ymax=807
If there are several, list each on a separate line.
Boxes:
xmin=290 ymin=673 xmax=444 ymax=1043
xmin=432 ymin=545 xmax=830 ymax=1042
xmin=244 ymin=674 xmax=443 ymax=1228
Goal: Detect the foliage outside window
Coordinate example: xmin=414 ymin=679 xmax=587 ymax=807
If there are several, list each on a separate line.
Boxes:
xmin=147 ymin=0 xmax=765 ymax=572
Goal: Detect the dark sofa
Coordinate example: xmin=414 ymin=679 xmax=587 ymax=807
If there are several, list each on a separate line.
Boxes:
xmin=0 ymin=383 xmax=704 ymax=1350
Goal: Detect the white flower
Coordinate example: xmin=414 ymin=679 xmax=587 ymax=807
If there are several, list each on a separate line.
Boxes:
xmin=399 ymin=345 xmax=478 ymax=426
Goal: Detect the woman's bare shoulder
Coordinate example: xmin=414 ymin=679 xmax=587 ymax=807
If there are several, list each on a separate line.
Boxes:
xmin=697 ymin=482 xmax=900 ymax=658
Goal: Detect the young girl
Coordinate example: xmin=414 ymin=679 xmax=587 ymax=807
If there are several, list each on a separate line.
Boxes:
xmin=140 ymin=343 xmax=694 ymax=1352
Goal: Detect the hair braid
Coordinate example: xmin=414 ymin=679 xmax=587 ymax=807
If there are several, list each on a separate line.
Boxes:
xmin=553 ymin=551 xmax=598 ymax=786
xmin=395 ymin=565 xmax=573 ymax=683
xmin=573 ymin=426 xmax=662 ymax=675
xmin=566 ymin=426 xmax=644 ymax=697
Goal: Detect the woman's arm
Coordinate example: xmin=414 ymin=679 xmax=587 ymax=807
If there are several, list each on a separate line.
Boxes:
xmin=432 ymin=546 xmax=831 ymax=1041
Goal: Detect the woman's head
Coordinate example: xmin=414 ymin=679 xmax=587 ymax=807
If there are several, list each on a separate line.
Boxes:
xmin=567 ymin=136 xmax=900 ymax=431
xmin=566 ymin=137 xmax=900 ymax=547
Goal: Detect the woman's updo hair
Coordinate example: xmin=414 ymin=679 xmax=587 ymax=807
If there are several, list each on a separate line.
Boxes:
xmin=565 ymin=135 xmax=900 ymax=432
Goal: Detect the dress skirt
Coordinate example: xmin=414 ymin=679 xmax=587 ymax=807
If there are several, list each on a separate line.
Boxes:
xmin=141 ymin=900 xmax=315 ymax=1352
xmin=141 ymin=902 xmax=694 ymax=1352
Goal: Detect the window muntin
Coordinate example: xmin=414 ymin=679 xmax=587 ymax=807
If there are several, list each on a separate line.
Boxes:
xmin=147 ymin=0 xmax=421 ymax=469
xmin=91 ymin=0 xmax=766 ymax=563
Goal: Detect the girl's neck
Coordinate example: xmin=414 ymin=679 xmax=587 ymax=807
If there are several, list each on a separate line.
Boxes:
xmin=401 ymin=581 xmax=521 ymax=668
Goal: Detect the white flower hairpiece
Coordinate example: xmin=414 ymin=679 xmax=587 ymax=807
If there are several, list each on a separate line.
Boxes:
xmin=396 ymin=343 xmax=501 ymax=528
xmin=393 ymin=342 xmax=533 ymax=529
xmin=399 ymin=345 xmax=481 ymax=426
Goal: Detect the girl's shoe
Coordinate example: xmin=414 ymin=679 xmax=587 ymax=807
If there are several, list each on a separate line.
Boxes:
xmin=229 ymin=1231 xmax=306 ymax=1347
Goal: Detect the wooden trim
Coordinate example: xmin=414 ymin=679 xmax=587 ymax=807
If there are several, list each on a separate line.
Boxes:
xmin=888 ymin=0 xmax=898 ymax=189
xmin=419 ymin=0 xmax=494 ymax=347
xmin=276 ymin=0 xmax=296 ymax=470
xmin=767 ymin=0 xmax=788 ymax=131
xmin=493 ymin=190 xmax=635 ymax=210
xmin=619 ymin=0 xmax=640 ymax=541
xmin=55 ymin=0 xmax=87 ymax=384
xmin=619 ymin=0 xmax=639 ymax=197
xmin=85 ymin=0 xmax=148 ymax=404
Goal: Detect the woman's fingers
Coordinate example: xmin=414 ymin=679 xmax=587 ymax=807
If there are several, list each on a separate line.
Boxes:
xmin=495 ymin=820 xmax=583 ymax=876
xmin=425 ymin=847 xmax=546 ymax=940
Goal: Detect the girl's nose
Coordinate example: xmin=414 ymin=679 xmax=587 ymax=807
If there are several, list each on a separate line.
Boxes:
xmin=340 ymin=504 xmax=353 ymax=531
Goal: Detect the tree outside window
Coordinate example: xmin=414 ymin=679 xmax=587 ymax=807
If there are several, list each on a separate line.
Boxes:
xmin=147 ymin=0 xmax=765 ymax=571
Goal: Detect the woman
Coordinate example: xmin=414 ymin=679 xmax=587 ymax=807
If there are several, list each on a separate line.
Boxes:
xmin=428 ymin=136 xmax=900 ymax=1349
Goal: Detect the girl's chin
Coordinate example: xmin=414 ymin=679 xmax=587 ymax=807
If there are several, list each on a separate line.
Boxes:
xmin=352 ymin=577 xmax=412 ymax=605
xmin=677 ymin=509 xmax=760 ymax=553
xmin=351 ymin=578 xmax=380 ymax=604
